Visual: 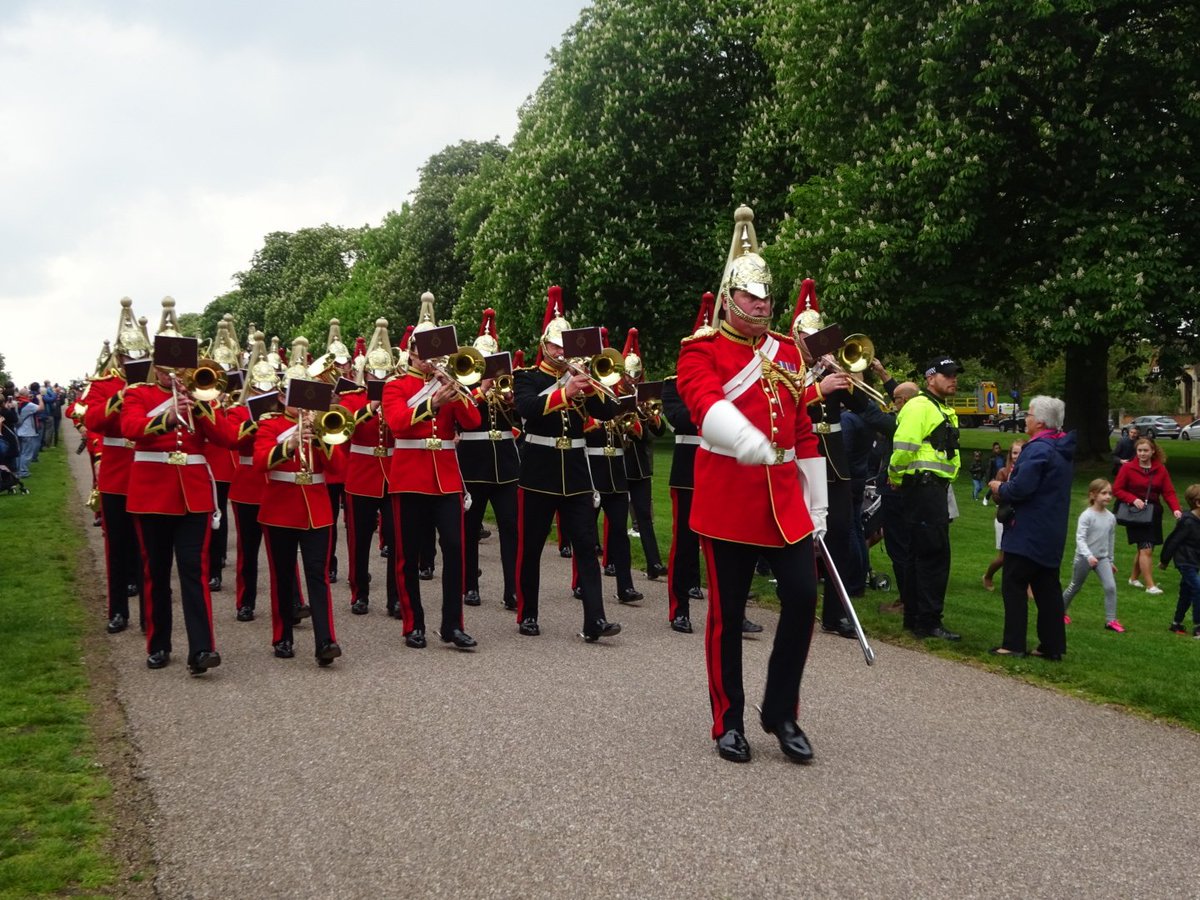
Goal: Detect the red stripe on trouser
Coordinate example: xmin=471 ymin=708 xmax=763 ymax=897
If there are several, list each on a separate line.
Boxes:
xmin=319 ymin=525 xmax=338 ymax=643
xmin=199 ymin=520 xmax=216 ymax=649
xmin=701 ymin=535 xmax=731 ymax=740
xmin=344 ymin=494 xmax=360 ymax=600
xmin=233 ymin=501 xmax=259 ymax=611
xmin=133 ymin=517 xmax=156 ymax=651
xmin=456 ymin=502 xmax=466 ymax=630
xmin=101 ymin=504 xmax=118 ymax=618
xmin=391 ymin=494 xmax=415 ymax=632
xmin=555 ymin=509 xmax=565 ymax=549
xmin=601 ymin=511 xmax=610 ymax=567
xmin=515 ymin=488 xmax=528 ymax=620
xmin=668 ymin=488 xmax=681 ymax=620
xmin=262 ymin=524 xmax=285 ymax=644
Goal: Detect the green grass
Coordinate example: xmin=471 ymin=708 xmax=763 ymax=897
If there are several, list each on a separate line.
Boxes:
xmin=0 ymin=447 xmax=118 ymax=898
xmin=639 ymin=429 xmax=1200 ymax=733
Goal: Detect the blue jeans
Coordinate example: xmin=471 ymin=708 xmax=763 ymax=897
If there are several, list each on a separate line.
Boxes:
xmin=971 ymin=478 xmax=984 ymax=500
xmin=17 ymin=435 xmax=38 ymax=476
xmin=1174 ymin=565 xmax=1200 ymax=626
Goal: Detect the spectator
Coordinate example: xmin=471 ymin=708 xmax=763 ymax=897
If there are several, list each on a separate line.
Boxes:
xmin=1111 ymin=423 xmax=1140 ymax=478
xmin=1162 ymin=483 xmax=1200 ymax=638
xmin=988 ymin=396 xmax=1075 ymax=659
xmin=15 ymin=388 xmax=43 ymax=478
xmin=1061 ymin=478 xmax=1122 ymax=632
xmin=39 ymin=380 xmax=58 ymax=450
xmin=982 ymin=439 xmax=1025 ymax=590
xmin=1114 ymin=437 xmax=1182 ymax=595
xmin=969 ymin=450 xmax=986 ymax=501
xmin=983 ymin=441 xmax=1004 ymax=507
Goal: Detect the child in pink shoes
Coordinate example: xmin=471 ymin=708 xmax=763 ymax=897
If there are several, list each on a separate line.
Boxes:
xmin=1062 ymin=479 xmax=1124 ymax=632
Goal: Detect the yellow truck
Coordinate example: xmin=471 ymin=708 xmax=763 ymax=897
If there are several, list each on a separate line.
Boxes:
xmin=949 ymin=381 xmax=999 ymax=427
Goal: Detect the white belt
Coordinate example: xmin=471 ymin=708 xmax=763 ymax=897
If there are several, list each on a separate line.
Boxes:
xmin=351 ymin=444 xmax=394 ymax=457
xmin=239 ymin=455 xmax=253 ymax=466
xmin=674 ymin=435 xmax=701 ymax=446
xmin=525 ymin=434 xmax=585 ymax=450
xmin=586 ymin=446 xmax=624 ymax=457
xmin=268 ymin=471 xmax=326 ymax=485
xmin=133 ymin=451 xmax=207 ymax=466
xmin=394 ymin=438 xmax=454 ymax=451
xmin=458 ymin=431 xmax=515 ymax=442
xmin=700 ymin=440 xmax=796 ymax=465
xmin=813 ymin=422 xmax=841 ymax=434
xmin=103 ymin=436 xmax=134 ymax=449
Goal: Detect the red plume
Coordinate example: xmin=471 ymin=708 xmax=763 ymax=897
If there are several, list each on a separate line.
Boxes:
xmin=621 ymin=327 xmax=640 ymax=358
xmin=793 ymin=278 xmax=818 ymax=321
xmin=513 ymin=349 xmax=525 ymax=369
xmin=353 ymin=336 xmax=367 ymax=360
xmin=399 ymin=324 xmax=414 ymax=351
xmin=694 ymin=292 xmax=715 ymax=333
xmin=600 ymin=326 xmax=609 ymax=349
xmin=542 ymin=286 xmax=563 ymax=333
xmin=479 ymin=308 xmax=497 ymax=338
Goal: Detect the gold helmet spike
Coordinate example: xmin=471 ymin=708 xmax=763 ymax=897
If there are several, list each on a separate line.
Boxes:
xmin=412 ymin=292 xmax=438 ymax=335
xmin=266 ymin=336 xmax=282 ymax=371
xmin=113 ymin=297 xmax=152 ymax=359
xmin=539 ymin=285 xmax=571 ymax=349
xmin=156 ymin=296 xmax=182 ymax=337
xmin=473 ymin=308 xmax=500 ymax=355
xmin=94 ymin=340 xmax=114 ymax=377
xmin=283 ymin=337 xmax=310 ymax=384
xmin=715 ymin=205 xmax=772 ymax=325
xmin=242 ymin=331 xmax=278 ymax=402
xmin=364 ymin=317 xmax=396 ymax=378
xmin=326 ymin=318 xmax=351 ymax=365
xmin=211 ymin=318 xmax=240 ymax=371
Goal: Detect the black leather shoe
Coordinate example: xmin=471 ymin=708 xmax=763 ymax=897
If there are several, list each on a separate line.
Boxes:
xmin=670 ymin=615 xmax=693 ymax=634
xmin=273 ymin=640 xmax=294 ymax=659
xmin=463 ymin=590 xmax=481 ymax=607
xmin=821 ymin=618 xmax=857 ymax=639
xmin=558 ymin=545 xmax=572 ymax=559
xmin=646 ymin=562 xmax=668 ymax=580
xmin=742 ymin=617 xmax=764 ymax=634
xmin=603 ymin=562 xmax=617 ymax=577
xmin=913 ymin=626 xmax=961 ymax=642
xmin=572 ymin=586 xmax=584 ymax=600
xmin=146 ymin=650 xmax=170 ymax=669
xmin=207 ymin=575 xmax=222 ymax=592
xmin=762 ymin=719 xmax=814 ymax=763
xmin=187 ymin=650 xmax=222 ymax=676
xmin=350 ymin=599 xmax=369 ymax=615
xmin=518 ymin=618 xmax=540 ymax=636
xmin=316 ymin=641 xmax=342 ymax=666
xmin=478 ymin=527 xmax=491 ymax=540
xmin=106 ymin=613 xmax=128 ymax=634
xmin=716 ymin=729 xmax=751 ymax=763
xmin=404 ymin=629 xmax=427 ymax=649
xmin=688 ymin=586 xmax=705 ymax=600
xmin=582 ymin=619 xmax=621 ymax=642
xmin=617 ymin=587 xmax=644 ymax=604
xmin=386 ymin=605 xmax=399 ymax=618
xmin=380 ymin=545 xmax=390 ymax=558
xmin=236 ymin=606 xmax=255 ymax=622
xmin=294 ymin=603 xmax=312 ymax=621
xmin=328 ymin=569 xmax=338 ymax=585
xmin=126 ymin=583 xmax=138 ymax=597
xmin=418 ymin=567 xmax=434 ymax=581
xmin=502 ymin=595 xmax=518 ymax=611
xmin=439 ymin=628 xmax=477 ymax=649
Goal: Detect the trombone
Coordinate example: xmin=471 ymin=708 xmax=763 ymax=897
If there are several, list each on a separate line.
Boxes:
xmin=549 ymin=347 xmax=625 ymax=400
xmin=485 ymin=372 xmax=514 ymax=406
xmin=312 ymin=404 xmax=355 ymax=445
xmin=431 ymin=346 xmax=486 ymax=402
xmin=808 ymin=333 xmax=892 ymax=410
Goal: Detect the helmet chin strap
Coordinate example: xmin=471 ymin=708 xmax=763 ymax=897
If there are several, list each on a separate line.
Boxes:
xmin=726 ymin=297 xmax=772 ymax=329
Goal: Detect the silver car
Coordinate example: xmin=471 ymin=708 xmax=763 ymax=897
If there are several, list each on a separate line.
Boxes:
xmin=1181 ymin=418 xmax=1200 ymax=441
xmin=1128 ymin=415 xmax=1182 ymax=440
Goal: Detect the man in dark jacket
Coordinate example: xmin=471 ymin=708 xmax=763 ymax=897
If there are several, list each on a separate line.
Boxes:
xmin=1111 ymin=423 xmax=1139 ymax=478
xmin=989 ymin=395 xmax=1076 ymax=658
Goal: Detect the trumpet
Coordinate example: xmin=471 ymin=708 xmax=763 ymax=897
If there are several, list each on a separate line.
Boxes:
xmin=312 ymin=404 xmax=355 ymax=445
xmin=638 ymin=397 xmax=664 ymax=420
xmin=549 ymin=347 xmax=625 ymax=400
xmin=485 ymin=372 xmax=514 ymax=406
xmin=188 ymin=358 xmax=228 ymax=403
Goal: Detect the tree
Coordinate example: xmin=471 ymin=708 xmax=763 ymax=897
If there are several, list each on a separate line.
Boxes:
xmin=0 ymin=350 xmax=10 ymax=387
xmin=457 ymin=0 xmax=771 ymax=372
xmin=755 ymin=0 xmax=1200 ymax=457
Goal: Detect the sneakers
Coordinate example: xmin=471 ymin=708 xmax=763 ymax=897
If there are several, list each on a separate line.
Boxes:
xmin=1169 ymin=622 xmax=1188 ymax=634
xmin=1146 ymin=585 xmax=1164 ymax=595
xmin=1127 ymin=578 xmax=1144 ymax=588
xmin=1063 ymin=614 xmax=1071 ymax=625
xmin=1105 ymin=620 xmax=1125 ymax=633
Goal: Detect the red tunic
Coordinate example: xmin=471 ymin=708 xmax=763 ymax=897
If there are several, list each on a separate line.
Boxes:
xmin=83 ymin=374 xmax=135 ymax=494
xmin=382 ymin=371 xmax=481 ymax=495
xmin=226 ymin=405 xmax=268 ymax=505
xmin=119 ymin=383 xmax=234 ymax=515
xmin=253 ymin=414 xmax=334 ymax=529
xmin=341 ymin=389 xmax=393 ymax=498
xmin=676 ymin=325 xmax=819 ymax=547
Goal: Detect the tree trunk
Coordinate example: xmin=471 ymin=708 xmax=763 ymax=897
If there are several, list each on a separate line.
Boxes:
xmin=1063 ymin=339 xmax=1110 ymax=461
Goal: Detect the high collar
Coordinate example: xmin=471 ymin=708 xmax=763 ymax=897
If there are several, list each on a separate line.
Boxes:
xmin=718 ymin=321 xmax=759 ymax=347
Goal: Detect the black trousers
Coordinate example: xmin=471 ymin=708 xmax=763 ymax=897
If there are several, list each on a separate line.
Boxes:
xmin=100 ymin=491 xmax=141 ymax=622
xmin=821 ymin=476 xmax=854 ymax=627
xmin=263 ymin=524 xmax=336 ymax=651
xmin=517 ymin=488 xmax=607 ymax=628
xmin=701 ymin=535 xmax=818 ymax=739
xmin=668 ymin=488 xmax=700 ymax=621
xmin=878 ymin=487 xmax=914 ymax=625
xmin=464 ymin=479 xmax=518 ymax=602
xmin=391 ymin=493 xmax=464 ymax=634
xmin=591 ymin=491 xmax=634 ymax=594
xmin=134 ymin=512 xmax=216 ymax=660
xmin=1001 ymin=551 xmax=1066 ymax=655
xmin=327 ymin=483 xmax=345 ymax=575
xmin=208 ymin=480 xmax=231 ymax=579
xmin=345 ymin=492 xmax=397 ymax=609
xmin=233 ymin=501 xmax=305 ymax=613
xmin=627 ymin=477 xmax=662 ymax=569
xmin=899 ymin=477 xmax=951 ymax=631
xmin=846 ymin=478 xmax=868 ymax=596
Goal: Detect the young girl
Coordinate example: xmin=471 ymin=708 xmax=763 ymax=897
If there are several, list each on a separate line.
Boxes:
xmin=969 ymin=450 xmax=986 ymax=501
xmin=1062 ymin=479 xmax=1122 ymax=631
xmin=983 ymin=439 xmax=1025 ymax=590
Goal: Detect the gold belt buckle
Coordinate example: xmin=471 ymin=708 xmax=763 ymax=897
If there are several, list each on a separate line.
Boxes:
xmin=425 ymin=437 xmax=443 ymax=451
xmin=167 ymin=450 xmax=188 ymax=466
xmin=124 ymin=439 xmax=135 ymax=449
xmin=373 ymin=446 xmax=388 ymax=457
xmin=488 ymin=429 xmax=502 ymax=441
xmin=814 ymin=422 xmax=831 ymax=434
xmin=295 ymin=471 xmax=313 ymax=485
xmin=603 ymin=446 xmax=616 ymax=457
xmin=555 ymin=437 xmax=571 ymax=450
xmin=774 ymin=447 xmax=786 ymax=465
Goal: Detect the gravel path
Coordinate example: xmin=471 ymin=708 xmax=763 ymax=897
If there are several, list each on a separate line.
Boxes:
xmin=71 ymin=450 xmax=1200 ymax=899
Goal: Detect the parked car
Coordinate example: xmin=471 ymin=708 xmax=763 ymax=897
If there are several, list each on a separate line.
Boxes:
xmin=998 ymin=411 xmax=1027 ymax=432
xmin=1126 ymin=415 xmax=1182 ymax=440
xmin=1181 ymin=419 xmax=1200 ymax=441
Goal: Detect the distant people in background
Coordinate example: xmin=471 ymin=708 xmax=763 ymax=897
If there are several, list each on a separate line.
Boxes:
xmin=15 ymin=387 xmax=43 ymax=478
xmin=982 ymin=439 xmax=1025 ymax=591
xmin=983 ymin=441 xmax=1005 ymax=507
xmin=988 ymin=396 xmax=1075 ymax=660
xmin=1113 ymin=437 xmax=1181 ymax=595
xmin=1061 ymin=479 xmax=1122 ymax=632
xmin=1111 ymin=423 xmax=1140 ymax=478
xmin=969 ymin=450 xmax=986 ymax=501
xmin=39 ymin=381 xmax=58 ymax=449
xmin=1162 ymin=483 xmax=1200 ymax=638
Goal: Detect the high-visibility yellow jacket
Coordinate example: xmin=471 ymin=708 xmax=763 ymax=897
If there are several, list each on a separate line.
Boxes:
xmin=888 ymin=391 xmax=961 ymax=486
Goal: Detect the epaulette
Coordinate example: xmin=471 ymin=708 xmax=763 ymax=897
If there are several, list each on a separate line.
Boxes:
xmin=769 ymin=329 xmax=796 ymax=346
xmin=339 ymin=386 xmax=366 ymax=396
xmin=258 ymin=411 xmax=284 ymax=421
xmin=680 ymin=330 xmax=718 ymax=345
xmin=125 ymin=381 xmax=152 ymax=388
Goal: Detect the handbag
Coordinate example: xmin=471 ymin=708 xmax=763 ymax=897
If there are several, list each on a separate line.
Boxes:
xmin=1115 ymin=478 xmax=1154 ymax=526
xmin=995 ymin=502 xmax=1016 ymax=526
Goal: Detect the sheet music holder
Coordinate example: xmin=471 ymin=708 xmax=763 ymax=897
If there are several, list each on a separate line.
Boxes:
xmin=636 ymin=381 xmax=664 ymax=403
xmin=799 ymin=324 xmax=844 ymax=361
xmin=153 ymin=335 xmax=199 ymax=371
xmin=483 ymin=351 xmax=512 ymax=379
xmin=559 ymin=327 xmax=604 ymax=359
xmin=284 ymin=378 xmax=334 ymax=412
xmin=246 ymin=391 xmax=281 ymax=421
xmin=412 ymin=325 xmax=458 ymax=360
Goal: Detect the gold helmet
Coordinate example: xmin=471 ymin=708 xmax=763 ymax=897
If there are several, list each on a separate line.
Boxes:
xmin=412 ymin=292 xmax=438 ymax=335
xmin=211 ymin=315 xmax=241 ymax=371
xmin=93 ymin=340 xmax=114 ymax=377
xmin=473 ymin=308 xmax=500 ymax=355
xmin=156 ymin=296 xmax=182 ymax=337
xmin=266 ymin=336 xmax=283 ymax=371
xmin=241 ymin=331 xmax=278 ymax=402
xmin=113 ymin=297 xmax=152 ymax=360
xmin=715 ymin=205 xmax=772 ymax=328
xmin=326 ymin=318 xmax=351 ymax=365
xmin=622 ymin=327 xmax=643 ymax=380
xmin=283 ymin=336 xmax=310 ymax=384
xmin=364 ymin=318 xmax=396 ymax=378
xmin=791 ymin=278 xmax=825 ymax=336
xmin=539 ymin=285 xmax=571 ymax=354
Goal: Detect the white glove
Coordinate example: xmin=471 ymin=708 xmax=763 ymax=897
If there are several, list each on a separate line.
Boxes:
xmin=700 ymin=400 xmax=774 ymax=465
xmin=796 ymin=456 xmax=828 ymax=540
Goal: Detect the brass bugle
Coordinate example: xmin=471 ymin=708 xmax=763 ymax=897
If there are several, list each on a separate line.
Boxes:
xmin=313 ymin=404 xmax=355 ymax=445
xmin=486 ymin=372 xmax=514 ymax=405
xmin=188 ymin=358 xmax=227 ymax=402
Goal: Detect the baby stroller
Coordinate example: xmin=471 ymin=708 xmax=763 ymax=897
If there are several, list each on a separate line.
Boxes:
xmin=0 ymin=422 xmax=29 ymax=495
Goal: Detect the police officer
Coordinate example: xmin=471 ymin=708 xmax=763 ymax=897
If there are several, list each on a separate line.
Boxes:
xmin=887 ymin=356 xmax=963 ymax=641
xmin=676 ymin=206 xmax=828 ymax=764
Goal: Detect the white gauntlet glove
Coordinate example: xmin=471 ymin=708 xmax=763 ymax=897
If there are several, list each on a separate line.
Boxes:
xmin=796 ymin=456 xmax=828 ymax=540
xmin=700 ymin=400 xmax=774 ymax=466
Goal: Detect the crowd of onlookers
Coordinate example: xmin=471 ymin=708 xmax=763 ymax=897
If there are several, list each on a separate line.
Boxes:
xmin=1 ymin=380 xmax=74 ymax=491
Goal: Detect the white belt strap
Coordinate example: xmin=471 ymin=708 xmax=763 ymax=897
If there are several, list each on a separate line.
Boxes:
xmin=133 ymin=451 xmax=208 ymax=465
xmin=239 ymin=455 xmax=253 ymax=466
xmin=350 ymin=444 xmax=394 ymax=457
xmin=813 ymin=422 xmax=842 ymax=434
xmin=700 ymin=440 xmax=795 ymax=465
xmin=458 ymin=431 xmax=516 ymax=442
xmin=723 ymin=334 xmax=780 ymax=403
xmin=146 ymin=397 xmax=173 ymax=418
xmin=525 ymin=434 xmax=586 ymax=450
xmin=268 ymin=471 xmax=327 ymax=484
xmin=102 ymin=436 xmax=134 ymax=448
xmin=407 ymin=380 xmax=439 ymax=409
xmin=394 ymin=438 xmax=455 ymax=451
xmin=674 ymin=435 xmax=702 ymax=446
xmin=586 ymin=447 xmax=624 ymax=457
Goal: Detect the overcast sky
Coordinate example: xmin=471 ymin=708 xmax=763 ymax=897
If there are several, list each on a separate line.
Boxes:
xmin=0 ymin=0 xmax=588 ymax=386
